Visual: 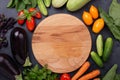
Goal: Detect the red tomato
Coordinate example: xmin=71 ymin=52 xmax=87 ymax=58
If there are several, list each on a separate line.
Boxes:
xmin=60 ymin=73 xmax=71 ymax=80
xmin=17 ymin=10 xmax=25 ymax=25
xmin=29 ymin=8 xmax=42 ymax=19
xmin=26 ymin=17 xmax=35 ymax=32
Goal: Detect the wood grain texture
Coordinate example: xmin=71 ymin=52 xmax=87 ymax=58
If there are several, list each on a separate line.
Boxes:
xmin=32 ymin=14 xmax=92 ymax=73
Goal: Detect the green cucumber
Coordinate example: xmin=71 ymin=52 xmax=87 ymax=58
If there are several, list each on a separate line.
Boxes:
xmin=102 ymin=64 xmax=118 ymax=80
xmin=44 ymin=0 xmax=51 ymax=7
xmin=103 ymin=37 xmax=113 ymax=62
xmin=91 ymin=51 xmax=103 ymax=68
xmin=38 ymin=0 xmax=48 ymax=16
xmin=96 ymin=34 xmax=103 ymax=57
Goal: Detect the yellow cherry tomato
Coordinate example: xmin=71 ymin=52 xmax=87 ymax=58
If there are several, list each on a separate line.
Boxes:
xmin=89 ymin=5 xmax=99 ymax=19
xmin=82 ymin=11 xmax=93 ymax=25
xmin=92 ymin=18 xmax=104 ymax=33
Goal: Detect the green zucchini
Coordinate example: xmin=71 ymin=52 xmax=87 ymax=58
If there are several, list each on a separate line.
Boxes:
xmin=66 ymin=0 xmax=91 ymax=11
xmin=91 ymin=51 xmax=103 ymax=68
xmin=103 ymin=37 xmax=113 ymax=62
xmin=96 ymin=34 xmax=103 ymax=57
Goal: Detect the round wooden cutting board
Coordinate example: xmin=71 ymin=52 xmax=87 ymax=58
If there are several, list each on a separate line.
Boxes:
xmin=32 ymin=14 xmax=92 ymax=73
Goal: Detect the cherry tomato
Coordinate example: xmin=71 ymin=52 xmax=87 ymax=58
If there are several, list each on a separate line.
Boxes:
xmin=82 ymin=11 xmax=93 ymax=26
xmin=89 ymin=5 xmax=99 ymax=19
xmin=60 ymin=73 xmax=71 ymax=80
xmin=92 ymin=18 xmax=104 ymax=33
xmin=29 ymin=8 xmax=42 ymax=19
xmin=17 ymin=10 xmax=25 ymax=25
xmin=26 ymin=17 xmax=35 ymax=32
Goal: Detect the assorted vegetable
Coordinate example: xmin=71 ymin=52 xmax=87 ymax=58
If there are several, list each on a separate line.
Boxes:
xmin=1 ymin=0 xmax=120 ymax=79
xmin=0 ymin=14 xmax=16 ymax=49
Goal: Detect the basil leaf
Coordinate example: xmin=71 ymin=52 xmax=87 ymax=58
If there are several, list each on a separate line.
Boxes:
xmin=7 ymin=0 xmax=15 ymax=8
xmin=109 ymin=0 xmax=120 ymax=26
xmin=31 ymin=0 xmax=37 ymax=8
xmin=16 ymin=0 xmax=26 ymax=11
xmin=23 ymin=0 xmax=31 ymax=4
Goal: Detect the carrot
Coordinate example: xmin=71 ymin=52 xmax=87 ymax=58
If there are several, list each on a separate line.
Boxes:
xmin=93 ymin=78 xmax=101 ymax=80
xmin=78 ymin=69 xmax=101 ymax=80
xmin=71 ymin=61 xmax=90 ymax=80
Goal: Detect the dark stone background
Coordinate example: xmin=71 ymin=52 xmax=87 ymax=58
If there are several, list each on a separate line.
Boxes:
xmin=0 ymin=0 xmax=120 ymax=80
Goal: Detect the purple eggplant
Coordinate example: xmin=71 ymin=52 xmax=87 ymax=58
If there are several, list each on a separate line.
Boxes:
xmin=0 ymin=54 xmax=20 ymax=75
xmin=10 ymin=27 xmax=27 ymax=65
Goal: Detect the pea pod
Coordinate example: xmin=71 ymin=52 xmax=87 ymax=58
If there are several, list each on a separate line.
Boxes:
xmin=66 ymin=0 xmax=91 ymax=11
xmin=44 ymin=0 xmax=51 ymax=7
xmin=38 ymin=0 xmax=48 ymax=16
xmin=91 ymin=51 xmax=103 ymax=68
xmin=103 ymin=37 xmax=113 ymax=62
xmin=102 ymin=64 xmax=117 ymax=80
xmin=96 ymin=34 xmax=103 ymax=56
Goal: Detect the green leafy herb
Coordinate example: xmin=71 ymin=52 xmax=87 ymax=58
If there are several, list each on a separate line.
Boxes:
xmin=99 ymin=7 xmax=120 ymax=40
xmin=15 ymin=0 xmax=26 ymax=11
xmin=102 ymin=64 xmax=118 ymax=80
xmin=114 ymin=74 xmax=120 ymax=80
xmin=7 ymin=0 xmax=37 ymax=11
xmin=109 ymin=0 xmax=120 ymax=26
xmin=23 ymin=65 xmax=58 ymax=80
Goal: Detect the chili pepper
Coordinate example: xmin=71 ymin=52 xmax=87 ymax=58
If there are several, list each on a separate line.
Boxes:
xmin=10 ymin=27 xmax=27 ymax=65
xmin=0 ymin=53 xmax=20 ymax=75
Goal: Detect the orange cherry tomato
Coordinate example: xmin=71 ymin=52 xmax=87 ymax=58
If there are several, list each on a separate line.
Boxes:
xmin=92 ymin=18 xmax=104 ymax=33
xmin=89 ymin=5 xmax=99 ymax=19
xmin=82 ymin=11 xmax=93 ymax=26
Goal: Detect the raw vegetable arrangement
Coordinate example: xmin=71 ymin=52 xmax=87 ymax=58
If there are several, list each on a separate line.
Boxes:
xmin=0 ymin=0 xmax=120 ymax=80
